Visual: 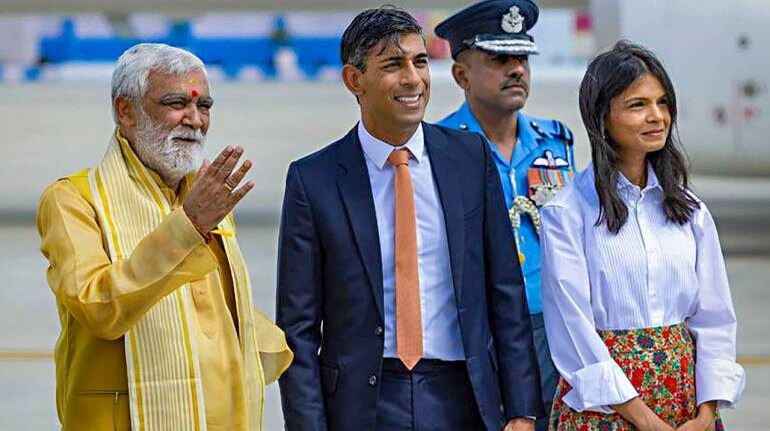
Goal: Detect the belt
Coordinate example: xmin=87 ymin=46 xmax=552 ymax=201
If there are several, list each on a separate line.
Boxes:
xmin=382 ymin=358 xmax=466 ymax=374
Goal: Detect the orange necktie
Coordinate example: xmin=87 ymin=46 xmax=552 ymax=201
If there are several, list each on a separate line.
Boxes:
xmin=387 ymin=149 xmax=423 ymax=370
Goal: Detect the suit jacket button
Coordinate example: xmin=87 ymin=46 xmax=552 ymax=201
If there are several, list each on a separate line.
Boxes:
xmin=368 ymin=375 xmax=377 ymax=386
xmin=374 ymin=326 xmax=383 ymax=336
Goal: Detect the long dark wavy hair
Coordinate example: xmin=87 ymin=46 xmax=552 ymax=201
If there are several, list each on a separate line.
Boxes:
xmin=579 ymin=40 xmax=699 ymax=234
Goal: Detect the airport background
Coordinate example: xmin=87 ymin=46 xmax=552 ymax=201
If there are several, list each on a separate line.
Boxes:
xmin=0 ymin=0 xmax=768 ymax=429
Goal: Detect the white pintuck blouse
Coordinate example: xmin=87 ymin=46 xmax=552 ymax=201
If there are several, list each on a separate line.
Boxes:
xmin=540 ymin=163 xmax=745 ymax=414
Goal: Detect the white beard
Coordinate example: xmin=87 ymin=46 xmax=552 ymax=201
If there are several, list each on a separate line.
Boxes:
xmin=132 ymin=109 xmax=206 ymax=187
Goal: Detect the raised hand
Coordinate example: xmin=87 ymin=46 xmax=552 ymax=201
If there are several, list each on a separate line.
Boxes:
xmin=183 ymin=145 xmax=254 ymax=235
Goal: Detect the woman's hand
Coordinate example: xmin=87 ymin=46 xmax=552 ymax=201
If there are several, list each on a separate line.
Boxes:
xmin=639 ymin=416 xmax=677 ymax=431
xmin=676 ymin=420 xmax=714 ymax=431
xmin=613 ymin=397 xmax=675 ymax=431
xmin=676 ymin=401 xmax=717 ymax=431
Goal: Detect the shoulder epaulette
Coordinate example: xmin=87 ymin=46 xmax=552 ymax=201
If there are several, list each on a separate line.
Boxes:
xmin=529 ymin=120 xmax=553 ymax=139
xmin=552 ymin=120 xmax=574 ymax=146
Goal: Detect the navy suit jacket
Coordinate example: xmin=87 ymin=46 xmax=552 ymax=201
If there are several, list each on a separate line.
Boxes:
xmin=276 ymin=122 xmax=543 ymax=431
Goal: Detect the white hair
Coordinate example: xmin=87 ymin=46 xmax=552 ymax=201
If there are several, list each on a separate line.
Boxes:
xmin=111 ymin=43 xmax=206 ymax=123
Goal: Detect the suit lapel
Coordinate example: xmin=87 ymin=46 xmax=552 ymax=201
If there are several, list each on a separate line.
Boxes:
xmin=424 ymin=124 xmax=466 ymax=305
xmin=336 ymin=127 xmax=384 ymax=320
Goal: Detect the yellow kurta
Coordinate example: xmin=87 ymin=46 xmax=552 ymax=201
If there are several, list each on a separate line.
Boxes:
xmin=38 ymin=144 xmax=291 ymax=430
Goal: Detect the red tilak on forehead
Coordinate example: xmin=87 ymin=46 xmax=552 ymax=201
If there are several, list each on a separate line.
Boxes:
xmin=191 ymin=89 xmax=199 ymax=98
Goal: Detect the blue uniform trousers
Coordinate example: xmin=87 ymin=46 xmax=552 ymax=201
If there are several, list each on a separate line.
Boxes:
xmin=531 ymin=313 xmax=559 ymax=431
xmin=376 ymin=358 xmax=486 ymax=431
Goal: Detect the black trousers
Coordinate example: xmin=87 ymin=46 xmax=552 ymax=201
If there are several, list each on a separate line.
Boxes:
xmin=376 ymin=358 xmax=486 ymax=431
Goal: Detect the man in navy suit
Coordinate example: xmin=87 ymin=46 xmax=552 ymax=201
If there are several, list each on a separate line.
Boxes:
xmin=277 ymin=6 xmax=543 ymax=431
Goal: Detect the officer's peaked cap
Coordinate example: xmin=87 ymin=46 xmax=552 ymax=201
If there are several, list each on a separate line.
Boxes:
xmin=435 ymin=0 xmax=540 ymax=59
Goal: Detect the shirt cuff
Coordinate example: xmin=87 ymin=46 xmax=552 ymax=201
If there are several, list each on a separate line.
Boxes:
xmin=159 ymin=208 xmax=218 ymax=275
xmin=695 ymin=358 xmax=746 ymax=409
xmin=562 ymin=360 xmax=638 ymax=414
xmin=168 ymin=207 xmax=208 ymax=249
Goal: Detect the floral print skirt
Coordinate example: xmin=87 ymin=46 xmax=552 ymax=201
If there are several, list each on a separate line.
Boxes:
xmin=549 ymin=323 xmax=724 ymax=430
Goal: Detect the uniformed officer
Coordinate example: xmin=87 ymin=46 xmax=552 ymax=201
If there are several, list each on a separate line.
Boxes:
xmin=436 ymin=2 xmax=576 ymax=430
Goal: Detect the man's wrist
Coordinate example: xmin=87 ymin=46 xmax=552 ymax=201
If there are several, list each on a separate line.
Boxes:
xmin=182 ymin=206 xmax=212 ymax=242
xmin=506 ymin=416 xmax=536 ymax=423
xmin=504 ymin=416 xmax=536 ymax=430
xmin=191 ymin=221 xmax=212 ymax=242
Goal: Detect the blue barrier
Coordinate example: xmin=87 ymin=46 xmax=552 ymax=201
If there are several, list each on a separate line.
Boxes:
xmin=33 ymin=16 xmax=348 ymax=80
xmin=187 ymin=38 xmax=277 ymax=78
xmin=0 ymin=66 xmax=44 ymax=82
xmin=287 ymin=36 xmax=340 ymax=77
xmin=40 ymin=19 xmax=173 ymax=63
xmin=38 ymin=18 xmax=279 ymax=77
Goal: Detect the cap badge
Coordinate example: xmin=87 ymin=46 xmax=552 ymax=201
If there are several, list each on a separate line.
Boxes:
xmin=501 ymin=6 xmax=525 ymax=34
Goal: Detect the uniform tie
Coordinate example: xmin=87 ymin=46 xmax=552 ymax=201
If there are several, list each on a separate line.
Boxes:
xmin=387 ymin=149 xmax=422 ymax=370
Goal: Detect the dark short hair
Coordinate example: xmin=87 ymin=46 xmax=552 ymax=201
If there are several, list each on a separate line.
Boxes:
xmin=340 ymin=5 xmax=423 ymax=72
xmin=579 ymin=40 xmax=698 ymax=233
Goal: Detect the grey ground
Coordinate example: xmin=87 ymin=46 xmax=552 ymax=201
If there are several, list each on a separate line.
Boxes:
xmin=1 ymin=224 xmax=768 ymax=430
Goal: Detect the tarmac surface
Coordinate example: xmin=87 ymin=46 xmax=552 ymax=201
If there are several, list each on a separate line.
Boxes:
xmin=1 ymin=223 xmax=768 ymax=430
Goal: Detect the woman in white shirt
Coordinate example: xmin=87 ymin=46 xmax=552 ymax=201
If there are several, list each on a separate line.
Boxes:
xmin=541 ymin=41 xmax=745 ymax=431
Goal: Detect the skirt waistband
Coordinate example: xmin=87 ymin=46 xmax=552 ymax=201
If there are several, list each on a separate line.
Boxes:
xmin=598 ymin=322 xmax=693 ymax=354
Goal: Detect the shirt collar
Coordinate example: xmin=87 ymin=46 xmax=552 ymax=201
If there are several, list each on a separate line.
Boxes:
xmin=577 ymin=161 xmax=663 ymax=206
xmin=511 ymin=111 xmax=539 ymax=166
xmin=358 ymin=121 xmax=425 ymax=170
xmin=617 ymin=162 xmax=661 ymax=193
xmin=456 ymin=101 xmax=536 ymax=167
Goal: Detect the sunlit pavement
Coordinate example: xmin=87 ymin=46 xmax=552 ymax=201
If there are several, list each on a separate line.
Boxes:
xmin=1 ymin=224 xmax=767 ymax=430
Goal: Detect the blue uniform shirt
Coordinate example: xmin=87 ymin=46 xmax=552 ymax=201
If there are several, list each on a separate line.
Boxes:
xmin=439 ymin=102 xmax=576 ymax=314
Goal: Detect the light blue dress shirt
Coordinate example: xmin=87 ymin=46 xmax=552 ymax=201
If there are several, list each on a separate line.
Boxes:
xmin=357 ymin=121 xmax=465 ymax=361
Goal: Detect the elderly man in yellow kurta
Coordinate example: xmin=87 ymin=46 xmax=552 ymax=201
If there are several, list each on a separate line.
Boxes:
xmin=36 ymin=43 xmax=292 ymax=431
